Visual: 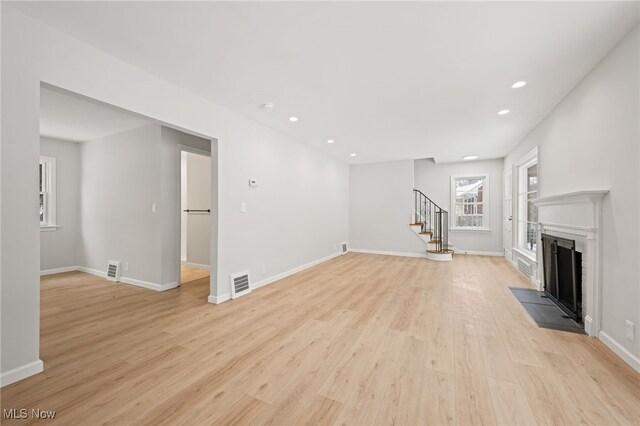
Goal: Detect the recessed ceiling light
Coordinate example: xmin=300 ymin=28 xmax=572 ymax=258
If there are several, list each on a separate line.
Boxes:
xmin=497 ymin=109 xmax=510 ymax=115
xmin=261 ymin=102 xmax=275 ymax=111
xmin=463 ymin=155 xmax=478 ymax=160
xmin=289 ymin=116 xmax=298 ymax=122
xmin=350 ymin=153 xmax=357 ymax=157
xmin=511 ymin=81 xmax=527 ymax=89
xmin=327 ymin=139 xmax=335 ymax=144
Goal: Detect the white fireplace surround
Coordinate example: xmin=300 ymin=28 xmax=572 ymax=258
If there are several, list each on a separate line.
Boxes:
xmin=532 ymin=190 xmax=608 ymax=337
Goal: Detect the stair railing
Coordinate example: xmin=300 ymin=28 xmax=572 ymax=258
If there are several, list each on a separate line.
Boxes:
xmin=413 ymin=189 xmax=449 ymax=253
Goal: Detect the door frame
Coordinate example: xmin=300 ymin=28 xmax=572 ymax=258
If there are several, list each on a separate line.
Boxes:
xmin=176 ymin=144 xmax=212 ymax=286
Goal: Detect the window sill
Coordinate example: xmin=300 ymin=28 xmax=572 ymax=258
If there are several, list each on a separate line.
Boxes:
xmin=40 ymin=225 xmax=59 ymax=232
xmin=513 ymin=247 xmax=537 ymax=263
xmin=449 ymin=228 xmax=491 ymax=233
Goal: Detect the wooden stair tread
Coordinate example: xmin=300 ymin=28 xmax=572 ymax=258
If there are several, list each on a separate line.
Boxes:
xmin=428 ymin=240 xmax=442 ymax=243
xmin=409 ymin=223 xmax=422 ymax=226
xmin=419 ymin=231 xmax=432 ymax=235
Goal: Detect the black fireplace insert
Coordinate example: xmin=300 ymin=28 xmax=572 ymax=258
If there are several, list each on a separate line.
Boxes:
xmin=541 ymin=233 xmax=582 ymax=322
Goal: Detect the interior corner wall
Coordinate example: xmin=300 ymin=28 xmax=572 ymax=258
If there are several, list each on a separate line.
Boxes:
xmin=39 ymin=137 xmax=80 ymax=271
xmin=414 ymin=158 xmax=504 ymax=254
xmin=504 ymin=25 xmax=640 ymax=363
xmin=1 ymin=5 xmax=348 ymax=380
xmin=349 ymin=160 xmax=426 ymax=256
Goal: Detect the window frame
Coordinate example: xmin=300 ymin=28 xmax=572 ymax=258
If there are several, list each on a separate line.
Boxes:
xmin=39 ymin=156 xmax=57 ymax=230
xmin=515 ymin=147 xmax=538 ymax=254
xmin=450 ymin=173 xmax=490 ymax=232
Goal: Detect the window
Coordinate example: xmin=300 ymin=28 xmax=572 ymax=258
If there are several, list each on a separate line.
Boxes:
xmin=451 ymin=174 xmax=489 ymax=230
xmin=516 ymin=150 xmax=538 ymax=252
xmin=39 ymin=157 xmax=56 ymax=228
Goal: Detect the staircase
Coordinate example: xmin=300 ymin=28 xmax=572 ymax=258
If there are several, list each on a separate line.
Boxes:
xmin=410 ymin=189 xmax=454 ymax=261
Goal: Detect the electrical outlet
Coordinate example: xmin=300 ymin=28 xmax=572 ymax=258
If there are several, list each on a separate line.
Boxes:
xmin=626 ymin=320 xmax=635 ymax=342
xmin=124 ymin=262 xmax=130 ymax=272
xmin=261 ymin=264 xmax=266 ymax=274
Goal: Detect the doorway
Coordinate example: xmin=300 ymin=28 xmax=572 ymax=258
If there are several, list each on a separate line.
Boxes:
xmin=179 ymin=149 xmax=211 ymax=285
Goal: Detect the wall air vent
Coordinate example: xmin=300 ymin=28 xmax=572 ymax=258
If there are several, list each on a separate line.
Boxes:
xmin=107 ymin=261 xmax=121 ymax=282
xmin=517 ymin=258 xmax=532 ymax=279
xmin=230 ymin=271 xmax=251 ymax=299
xmin=342 ymin=242 xmax=348 ymax=253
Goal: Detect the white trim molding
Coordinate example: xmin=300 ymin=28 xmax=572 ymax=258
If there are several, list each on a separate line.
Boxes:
xmin=252 ymin=251 xmax=344 ymax=290
xmin=450 ymin=172 xmax=490 ymax=231
xmin=182 ymin=262 xmax=210 ymax=270
xmin=599 ymin=331 xmax=640 ymax=373
xmin=533 ymin=190 xmax=609 ymax=207
xmin=0 ymin=360 xmax=44 ymax=387
xmin=77 ymin=267 xmax=178 ymax=292
xmin=532 ymin=189 xmax=608 ymax=338
xmin=350 ymin=249 xmax=428 ymax=259
xmin=207 ymin=251 xmax=346 ymax=304
xmin=208 ymin=294 xmax=230 ymax=304
xmin=40 ymin=266 xmax=79 ymax=276
xmin=454 ymin=250 xmax=503 ymax=257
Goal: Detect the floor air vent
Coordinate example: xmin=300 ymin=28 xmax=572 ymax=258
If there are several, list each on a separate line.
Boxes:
xmin=517 ymin=259 xmax=532 ymax=279
xmin=342 ymin=242 xmax=348 ymax=253
xmin=107 ymin=261 xmax=121 ymax=282
xmin=230 ymin=271 xmax=251 ymax=299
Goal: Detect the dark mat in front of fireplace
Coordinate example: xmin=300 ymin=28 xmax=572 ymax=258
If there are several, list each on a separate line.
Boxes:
xmin=510 ymin=287 xmax=585 ymax=335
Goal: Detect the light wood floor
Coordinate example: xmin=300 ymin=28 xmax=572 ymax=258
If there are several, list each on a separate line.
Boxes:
xmin=2 ymin=253 xmax=640 ymax=425
xmin=181 ymin=265 xmax=210 ymax=284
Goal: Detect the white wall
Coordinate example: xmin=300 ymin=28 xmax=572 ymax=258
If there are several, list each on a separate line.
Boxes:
xmin=78 ymin=124 xmax=163 ymax=284
xmin=217 ymin=111 xmax=349 ymax=295
xmin=185 ymin=152 xmax=211 ymax=267
xmin=39 ymin=137 xmax=80 ymax=272
xmin=504 ymin=26 xmax=640 ymax=365
xmin=1 ymin=5 xmax=349 ymax=382
xmin=349 ymin=160 xmax=426 ymax=255
xmin=414 ymin=158 xmax=503 ymax=254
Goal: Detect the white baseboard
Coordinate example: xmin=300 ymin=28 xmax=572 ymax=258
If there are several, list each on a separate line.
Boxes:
xmin=183 ymin=262 xmax=210 ymax=270
xmin=40 ymin=266 xmax=79 ymax=276
xmin=0 ymin=359 xmax=44 ymax=387
xmin=252 ymin=251 xmax=344 ymax=290
xmin=77 ymin=266 xmax=177 ymax=292
xmin=208 ymin=293 xmax=230 ymax=304
xmin=598 ymin=331 xmax=640 ymax=373
xmin=584 ymin=315 xmax=594 ymax=337
xmin=207 ymin=251 xmax=345 ymax=305
xmin=454 ymin=250 xmax=503 ymax=256
xmin=350 ymin=248 xmax=427 ymax=258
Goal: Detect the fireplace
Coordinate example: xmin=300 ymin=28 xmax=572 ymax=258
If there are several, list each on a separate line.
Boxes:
xmin=541 ymin=233 xmax=582 ymax=322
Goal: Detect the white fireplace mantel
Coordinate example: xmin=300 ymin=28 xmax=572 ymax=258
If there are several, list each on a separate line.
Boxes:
xmin=532 ymin=189 xmax=609 ymax=337
xmin=533 ymin=190 xmax=609 ymax=206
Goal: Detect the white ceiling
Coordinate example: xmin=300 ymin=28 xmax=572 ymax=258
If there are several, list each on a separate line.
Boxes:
xmin=40 ymin=87 xmax=150 ymax=142
xmin=18 ymin=2 xmax=640 ymax=162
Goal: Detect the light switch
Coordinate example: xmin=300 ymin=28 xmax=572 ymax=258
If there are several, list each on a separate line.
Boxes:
xmin=240 ymin=202 xmax=247 ymax=213
xmin=152 ymin=203 xmax=157 ymax=213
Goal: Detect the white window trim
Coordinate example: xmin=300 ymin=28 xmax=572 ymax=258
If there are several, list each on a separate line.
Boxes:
xmin=515 ymin=146 xmax=538 ymax=254
xmin=450 ymin=173 xmax=490 ymax=231
xmin=39 ymin=156 xmax=57 ymax=230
